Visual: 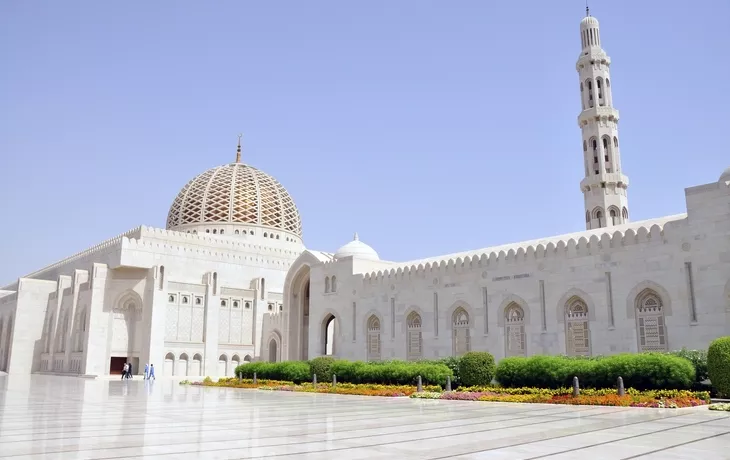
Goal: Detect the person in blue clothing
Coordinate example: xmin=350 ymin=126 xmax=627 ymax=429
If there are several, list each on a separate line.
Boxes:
xmin=144 ymin=363 xmax=149 ymax=380
xmin=148 ymin=363 xmax=156 ymax=380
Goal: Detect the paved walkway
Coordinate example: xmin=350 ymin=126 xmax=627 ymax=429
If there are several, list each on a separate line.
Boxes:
xmin=1 ymin=374 xmax=729 ymax=459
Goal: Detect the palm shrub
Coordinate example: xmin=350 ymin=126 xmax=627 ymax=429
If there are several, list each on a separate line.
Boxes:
xmin=458 ymin=352 xmax=496 ymax=387
xmin=708 ymin=337 xmax=730 ymax=397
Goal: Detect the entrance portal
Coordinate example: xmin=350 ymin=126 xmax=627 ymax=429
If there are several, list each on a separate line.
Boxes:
xmin=109 ymin=356 xmax=127 ymax=375
xmin=286 ymin=263 xmax=312 ymax=361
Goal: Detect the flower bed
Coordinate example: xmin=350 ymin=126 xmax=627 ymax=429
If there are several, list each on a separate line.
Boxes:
xmin=182 ymin=377 xmax=439 ymax=397
xmin=181 ymin=378 xmax=709 ymax=408
xmin=409 ymin=387 xmax=709 ymax=408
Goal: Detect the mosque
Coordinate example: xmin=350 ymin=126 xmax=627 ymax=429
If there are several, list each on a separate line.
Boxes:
xmin=1 ymin=13 xmax=729 ymax=377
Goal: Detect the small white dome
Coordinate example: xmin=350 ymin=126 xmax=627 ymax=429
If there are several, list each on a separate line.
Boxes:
xmin=334 ymin=233 xmax=379 ymax=261
xmin=720 ymin=167 xmax=730 ymax=183
xmin=580 ymin=15 xmax=599 ymax=29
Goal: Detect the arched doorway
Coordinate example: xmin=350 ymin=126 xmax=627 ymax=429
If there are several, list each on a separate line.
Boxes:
xmin=269 ymin=338 xmax=278 ymax=362
xmin=285 ymin=259 xmax=314 ymax=361
xmin=191 ymin=353 xmax=202 ymax=376
xmin=164 ymin=352 xmax=175 ymax=376
xmin=231 ymin=355 xmax=241 ymax=376
xmin=322 ymin=314 xmax=337 ymax=356
xmin=110 ymin=291 xmax=142 ymax=374
xmin=177 ymin=353 xmax=189 ymax=377
xmin=218 ymin=354 xmax=228 ymax=376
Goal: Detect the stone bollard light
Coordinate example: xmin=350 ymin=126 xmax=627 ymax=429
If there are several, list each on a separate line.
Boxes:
xmin=417 ymin=375 xmax=423 ymax=393
xmin=313 ymin=374 xmax=317 ymax=385
xmin=253 ymin=372 xmax=257 ymax=385
xmin=333 ymin=374 xmax=337 ymax=387
xmin=617 ymin=376 xmax=625 ymax=396
xmin=572 ymin=376 xmax=580 ymax=397
xmin=446 ymin=375 xmax=452 ymax=392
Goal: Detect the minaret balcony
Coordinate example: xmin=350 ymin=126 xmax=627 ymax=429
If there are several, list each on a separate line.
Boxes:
xmin=577 ymin=106 xmax=620 ymax=126
xmin=580 ymin=173 xmax=629 ymax=191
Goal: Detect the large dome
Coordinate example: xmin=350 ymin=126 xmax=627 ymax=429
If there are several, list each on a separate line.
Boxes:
xmin=166 ymin=162 xmax=302 ymax=236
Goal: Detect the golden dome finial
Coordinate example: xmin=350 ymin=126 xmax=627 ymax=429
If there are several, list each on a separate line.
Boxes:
xmin=235 ymin=133 xmax=242 ymax=163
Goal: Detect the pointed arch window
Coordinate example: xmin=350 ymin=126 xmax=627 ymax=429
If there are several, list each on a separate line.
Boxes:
xmin=636 ymin=289 xmax=667 ymax=352
xmin=367 ymin=315 xmax=381 ymax=361
xmin=324 ymin=277 xmax=330 ymax=293
xmin=505 ymin=303 xmax=526 ymax=357
xmin=564 ymin=297 xmax=591 ymax=356
xmin=331 ymin=276 xmax=337 ymax=292
xmin=452 ymin=307 xmax=470 ymax=356
xmin=608 ymin=206 xmax=620 ymax=226
xmin=406 ymin=312 xmax=423 ymax=360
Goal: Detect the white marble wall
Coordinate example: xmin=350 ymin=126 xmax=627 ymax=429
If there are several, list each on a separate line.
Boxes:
xmin=274 ymin=177 xmax=730 ymax=363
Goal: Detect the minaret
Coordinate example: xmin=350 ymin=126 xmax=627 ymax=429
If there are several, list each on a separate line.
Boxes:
xmin=577 ymin=8 xmax=629 ymax=230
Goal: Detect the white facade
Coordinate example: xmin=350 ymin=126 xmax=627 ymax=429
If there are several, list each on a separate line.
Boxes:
xmin=0 ymin=152 xmax=305 ymax=377
xmin=1 ymin=13 xmax=729 ymax=377
xmin=264 ymin=13 xmax=730 ymax=364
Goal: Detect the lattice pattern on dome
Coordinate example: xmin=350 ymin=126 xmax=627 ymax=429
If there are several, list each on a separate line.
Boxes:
xmin=165 ymin=163 xmax=302 ymax=235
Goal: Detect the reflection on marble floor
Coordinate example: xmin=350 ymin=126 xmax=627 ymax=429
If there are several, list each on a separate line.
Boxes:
xmin=1 ymin=375 xmax=729 ymax=459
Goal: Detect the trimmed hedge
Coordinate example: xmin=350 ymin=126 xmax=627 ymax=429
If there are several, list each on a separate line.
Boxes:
xmin=495 ymin=353 xmax=695 ymax=391
xmin=235 ymin=359 xmax=452 ymax=387
xmin=458 ymin=352 xmax=496 ymax=387
xmin=708 ymin=337 xmax=730 ymax=397
xmin=329 ymin=360 xmax=452 ymax=386
xmin=236 ymin=361 xmax=310 ymax=384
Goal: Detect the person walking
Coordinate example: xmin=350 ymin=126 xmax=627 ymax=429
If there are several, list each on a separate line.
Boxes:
xmin=144 ymin=363 xmax=149 ymax=380
xmin=148 ymin=363 xmax=156 ymax=380
xmin=126 ymin=362 xmax=133 ymax=379
xmin=121 ymin=362 xmax=128 ymax=380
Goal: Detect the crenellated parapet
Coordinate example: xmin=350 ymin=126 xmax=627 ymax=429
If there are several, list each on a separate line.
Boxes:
xmin=262 ymin=310 xmax=286 ymax=331
xmin=360 ymin=215 xmax=687 ymax=285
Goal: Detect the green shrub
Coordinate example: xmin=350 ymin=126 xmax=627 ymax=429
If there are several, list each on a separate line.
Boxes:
xmin=668 ymin=348 xmax=709 ymax=386
xmin=309 ymin=357 xmax=336 ymax=382
xmin=235 ymin=361 xmax=311 ymax=383
xmin=495 ymin=353 xmax=695 ymax=391
xmin=458 ymin=352 xmax=496 ymax=387
xmin=708 ymin=337 xmax=730 ymax=397
xmin=437 ymin=356 xmax=462 ymax=386
xmin=329 ymin=359 xmax=452 ymax=386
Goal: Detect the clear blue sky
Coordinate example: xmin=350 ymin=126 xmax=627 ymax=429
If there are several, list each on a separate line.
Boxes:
xmin=1 ymin=1 xmax=728 ymax=286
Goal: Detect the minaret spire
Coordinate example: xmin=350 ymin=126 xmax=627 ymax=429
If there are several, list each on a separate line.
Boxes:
xmin=235 ymin=133 xmax=242 ymax=163
xmin=586 ymin=2 xmax=590 ymax=17
xmin=577 ymin=12 xmax=630 ymax=230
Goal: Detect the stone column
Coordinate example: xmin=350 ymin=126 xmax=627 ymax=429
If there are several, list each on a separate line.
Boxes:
xmin=140 ymin=265 xmax=166 ymax=375
xmin=203 ymin=272 xmax=220 ymax=376
xmin=82 ymin=264 xmax=110 ymax=376
xmin=62 ymin=271 xmax=85 ymax=373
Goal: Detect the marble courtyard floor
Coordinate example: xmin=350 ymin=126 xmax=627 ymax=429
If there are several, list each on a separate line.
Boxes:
xmin=1 ymin=375 xmax=729 ymax=459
